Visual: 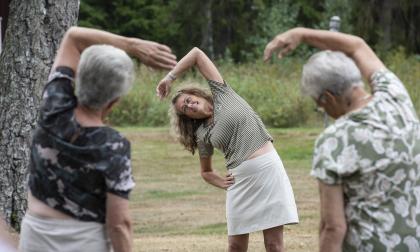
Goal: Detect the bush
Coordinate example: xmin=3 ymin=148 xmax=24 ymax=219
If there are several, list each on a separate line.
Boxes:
xmin=108 ymin=52 xmax=420 ymax=128
xmin=384 ymin=47 xmax=420 ymax=114
xmin=107 ymin=67 xmax=169 ymax=126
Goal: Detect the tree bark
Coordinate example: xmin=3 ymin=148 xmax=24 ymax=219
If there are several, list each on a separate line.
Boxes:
xmin=378 ymin=0 xmax=393 ymax=51
xmin=200 ymin=0 xmax=214 ymax=59
xmin=0 ymin=0 xmax=10 ymax=44
xmin=0 ymin=0 xmax=79 ymax=231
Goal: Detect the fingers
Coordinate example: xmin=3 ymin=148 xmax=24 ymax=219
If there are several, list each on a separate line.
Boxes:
xmin=155 ymin=50 xmax=177 ymax=62
xmin=137 ymin=41 xmax=177 ymax=70
xmin=147 ymin=51 xmax=177 ymax=70
xmin=156 ymin=43 xmax=173 ymax=53
xmin=277 ymin=45 xmax=292 ymax=59
xmin=263 ymin=44 xmax=275 ymax=62
xmin=150 ymin=61 xmax=177 ymax=71
xmin=156 ymin=81 xmax=170 ymax=100
xmin=225 ymin=173 xmax=234 ymax=180
xmin=223 ymin=173 xmax=235 ymax=189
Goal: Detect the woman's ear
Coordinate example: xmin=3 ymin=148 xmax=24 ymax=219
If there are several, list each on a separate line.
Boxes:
xmin=107 ymin=98 xmax=120 ymax=110
xmin=323 ymin=91 xmax=337 ymax=105
xmin=103 ymin=98 xmax=120 ymax=118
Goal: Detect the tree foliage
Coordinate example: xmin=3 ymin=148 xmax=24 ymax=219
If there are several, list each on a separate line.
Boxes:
xmin=79 ymin=0 xmax=420 ymax=62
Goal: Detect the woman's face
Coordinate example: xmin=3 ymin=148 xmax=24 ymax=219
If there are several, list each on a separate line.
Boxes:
xmin=174 ymin=93 xmax=213 ymax=119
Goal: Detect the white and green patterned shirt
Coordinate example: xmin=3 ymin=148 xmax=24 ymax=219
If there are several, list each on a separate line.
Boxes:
xmin=311 ymin=69 xmax=420 ymax=251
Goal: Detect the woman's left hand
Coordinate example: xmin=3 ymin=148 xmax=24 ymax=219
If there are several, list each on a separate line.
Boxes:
xmin=221 ymin=173 xmax=235 ymax=190
xmin=156 ymin=76 xmax=173 ymax=99
xmin=263 ymin=28 xmax=301 ymax=62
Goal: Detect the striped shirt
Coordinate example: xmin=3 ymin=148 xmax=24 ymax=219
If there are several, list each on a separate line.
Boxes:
xmin=196 ymin=80 xmax=273 ymax=169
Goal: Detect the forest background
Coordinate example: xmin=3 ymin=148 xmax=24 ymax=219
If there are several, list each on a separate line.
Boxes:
xmin=78 ymin=0 xmax=420 ymax=128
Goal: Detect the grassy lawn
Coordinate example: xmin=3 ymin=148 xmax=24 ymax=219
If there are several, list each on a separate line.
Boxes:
xmin=122 ymin=127 xmax=322 ymax=251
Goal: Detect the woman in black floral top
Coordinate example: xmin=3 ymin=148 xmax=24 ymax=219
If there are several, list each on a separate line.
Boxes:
xmin=19 ymin=27 xmax=176 ymax=252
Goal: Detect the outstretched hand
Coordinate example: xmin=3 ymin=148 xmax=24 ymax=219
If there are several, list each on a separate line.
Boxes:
xmin=130 ymin=38 xmax=177 ymax=70
xmin=263 ymin=28 xmax=301 ymax=62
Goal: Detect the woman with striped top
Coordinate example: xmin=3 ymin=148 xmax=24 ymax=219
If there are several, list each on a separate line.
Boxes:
xmin=156 ymin=47 xmax=298 ymax=252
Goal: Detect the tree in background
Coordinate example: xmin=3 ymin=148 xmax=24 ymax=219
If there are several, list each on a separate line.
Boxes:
xmin=79 ymin=0 xmax=419 ymax=62
xmin=0 ymin=0 xmax=79 ymax=230
xmin=79 ymin=0 xmax=265 ymax=61
xmin=350 ymin=0 xmax=420 ymax=55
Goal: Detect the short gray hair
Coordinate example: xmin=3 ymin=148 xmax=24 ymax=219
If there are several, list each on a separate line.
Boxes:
xmin=76 ymin=45 xmax=134 ymax=110
xmin=301 ymin=50 xmax=362 ymax=100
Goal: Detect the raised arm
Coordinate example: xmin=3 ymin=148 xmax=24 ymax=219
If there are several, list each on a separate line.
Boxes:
xmin=156 ymin=47 xmax=223 ymax=99
xmin=52 ymin=26 xmax=177 ymax=73
xmin=264 ymin=27 xmax=384 ymax=81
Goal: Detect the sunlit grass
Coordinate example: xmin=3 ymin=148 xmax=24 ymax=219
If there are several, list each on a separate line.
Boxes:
xmin=123 ymin=127 xmax=321 ymax=251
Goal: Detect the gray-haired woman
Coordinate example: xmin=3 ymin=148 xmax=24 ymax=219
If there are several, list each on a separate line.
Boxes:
xmin=19 ymin=27 xmax=176 ymax=252
xmin=156 ymin=47 xmax=298 ymax=252
xmin=264 ymin=28 xmax=420 ymax=251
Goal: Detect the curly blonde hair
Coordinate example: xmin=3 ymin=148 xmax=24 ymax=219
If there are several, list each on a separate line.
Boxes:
xmin=169 ymin=84 xmax=213 ymax=155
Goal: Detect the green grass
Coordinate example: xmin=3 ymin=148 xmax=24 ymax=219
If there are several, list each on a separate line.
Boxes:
xmin=143 ymin=190 xmax=201 ymax=200
xmin=124 ymin=127 xmax=321 ymax=251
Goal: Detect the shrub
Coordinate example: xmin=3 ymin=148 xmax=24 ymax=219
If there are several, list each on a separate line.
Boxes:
xmin=108 ymin=52 xmax=420 ymax=128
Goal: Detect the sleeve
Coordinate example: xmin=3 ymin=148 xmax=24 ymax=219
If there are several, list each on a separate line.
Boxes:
xmin=371 ymin=69 xmax=417 ymax=122
xmin=310 ymin=133 xmax=343 ymax=185
xmin=207 ymin=79 xmax=233 ymax=96
xmin=104 ymin=138 xmax=135 ymax=199
xmin=40 ymin=66 xmax=77 ymax=130
xmin=311 ymin=123 xmax=374 ymax=185
xmin=310 ymin=124 xmax=365 ymax=185
xmin=371 ymin=69 xmax=411 ymax=102
xmin=197 ymin=139 xmax=214 ymax=158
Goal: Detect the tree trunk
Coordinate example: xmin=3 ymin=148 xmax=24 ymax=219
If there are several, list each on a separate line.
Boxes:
xmin=0 ymin=0 xmax=79 ymax=231
xmin=200 ymin=0 xmax=214 ymax=59
xmin=0 ymin=0 xmax=10 ymax=45
xmin=378 ymin=0 xmax=393 ymax=51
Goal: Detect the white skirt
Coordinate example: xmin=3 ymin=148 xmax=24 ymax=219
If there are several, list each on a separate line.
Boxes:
xmin=226 ymin=150 xmax=299 ymax=235
xmin=19 ymin=213 xmax=111 ymax=252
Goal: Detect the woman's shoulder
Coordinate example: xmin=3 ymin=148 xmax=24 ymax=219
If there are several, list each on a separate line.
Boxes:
xmin=207 ymin=79 xmax=232 ymax=95
xmin=82 ymin=126 xmax=130 ymax=151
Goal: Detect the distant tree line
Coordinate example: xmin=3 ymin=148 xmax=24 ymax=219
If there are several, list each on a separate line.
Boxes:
xmin=79 ymin=0 xmax=419 ymax=62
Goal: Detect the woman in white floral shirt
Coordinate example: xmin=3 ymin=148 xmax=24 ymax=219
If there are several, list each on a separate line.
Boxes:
xmin=264 ymin=28 xmax=420 ymax=251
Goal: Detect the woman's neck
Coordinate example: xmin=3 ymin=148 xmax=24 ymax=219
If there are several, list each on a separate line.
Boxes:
xmin=75 ymin=105 xmax=105 ymax=127
xmin=346 ymin=87 xmax=372 ymax=113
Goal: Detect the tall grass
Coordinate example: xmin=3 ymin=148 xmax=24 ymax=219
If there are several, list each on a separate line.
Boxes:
xmin=108 ymin=51 xmax=420 ymax=127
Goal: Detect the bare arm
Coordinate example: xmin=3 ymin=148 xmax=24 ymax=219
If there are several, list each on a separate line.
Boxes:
xmin=156 ymin=47 xmax=223 ymax=99
xmin=199 ymin=157 xmax=234 ymax=190
xmin=52 ymin=26 xmax=177 ymax=73
xmin=264 ymin=27 xmax=385 ymax=81
xmin=318 ymin=181 xmax=347 ymax=252
xmin=106 ymin=193 xmax=133 ymax=252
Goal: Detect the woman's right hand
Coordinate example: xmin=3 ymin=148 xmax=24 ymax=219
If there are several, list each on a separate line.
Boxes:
xmin=129 ymin=38 xmax=177 ymax=70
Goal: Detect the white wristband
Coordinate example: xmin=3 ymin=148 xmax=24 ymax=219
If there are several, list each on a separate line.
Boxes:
xmin=167 ymin=72 xmax=177 ymax=81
